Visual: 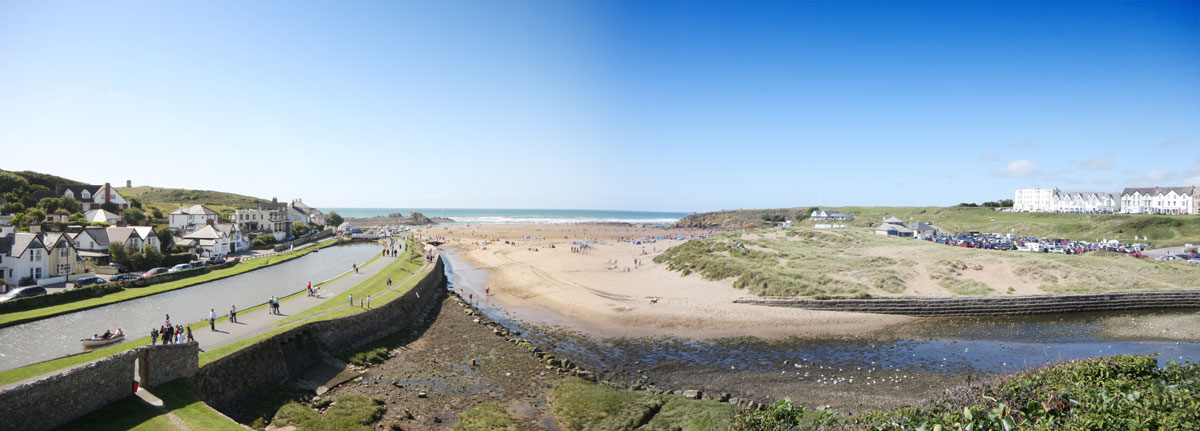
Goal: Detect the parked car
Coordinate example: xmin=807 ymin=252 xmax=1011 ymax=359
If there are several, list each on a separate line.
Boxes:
xmin=105 ymin=263 xmax=129 ymax=274
xmin=1128 ymin=253 xmax=1148 ymax=258
xmin=143 ymin=267 xmax=169 ymax=277
xmin=109 ymin=273 xmax=141 ymax=282
xmin=207 ymin=257 xmax=226 ymax=266
xmin=72 ymin=276 xmax=107 ymax=287
xmin=168 ymin=263 xmax=193 ymax=273
xmin=0 ymin=286 xmax=48 ymax=303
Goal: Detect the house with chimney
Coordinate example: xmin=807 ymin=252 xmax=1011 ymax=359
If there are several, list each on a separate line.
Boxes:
xmin=70 ymin=226 xmax=160 ymax=264
xmin=0 ymin=227 xmax=82 ymax=288
xmin=231 ymin=198 xmax=292 ymax=240
xmin=29 ymin=183 xmax=129 ymax=213
xmin=169 ymin=205 xmax=220 ymax=232
xmin=179 ymin=222 xmax=245 ymax=258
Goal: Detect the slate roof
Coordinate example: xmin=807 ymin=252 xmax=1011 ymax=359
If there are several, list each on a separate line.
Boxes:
xmin=0 ymin=234 xmax=12 ymax=255
xmin=77 ymin=227 xmax=110 ymax=248
xmin=31 ymin=190 xmax=57 ymax=201
xmin=1121 ymin=187 xmax=1198 ymax=197
xmin=182 ymin=225 xmax=222 ymax=240
xmin=85 ymin=209 xmax=119 ymax=223
xmin=882 ymin=216 xmax=904 ymax=224
xmin=876 ymin=223 xmax=913 ymax=233
xmin=56 ymin=184 xmax=103 ymax=198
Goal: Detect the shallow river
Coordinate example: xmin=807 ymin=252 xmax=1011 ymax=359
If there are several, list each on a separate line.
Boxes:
xmin=0 ymin=243 xmax=380 ymax=372
xmin=442 ymin=250 xmax=1200 ymax=409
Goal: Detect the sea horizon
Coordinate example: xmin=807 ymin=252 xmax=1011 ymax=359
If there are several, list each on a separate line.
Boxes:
xmin=320 ymin=207 xmax=690 ymax=225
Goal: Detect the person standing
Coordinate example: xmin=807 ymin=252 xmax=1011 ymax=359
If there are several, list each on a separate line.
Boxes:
xmin=387 ymin=278 xmax=392 ymax=288
xmin=366 ymin=295 xmax=371 ymax=309
xmin=209 ymin=308 xmax=216 ymax=331
xmin=353 ymin=263 xmax=358 ymax=273
xmin=230 ymin=305 xmax=237 ymax=323
xmin=307 ymin=281 xmax=312 ymax=296
xmin=349 ymin=293 xmax=353 ymax=307
xmin=150 ymin=327 xmax=158 ymax=345
xmin=186 ymin=326 xmax=195 ymax=343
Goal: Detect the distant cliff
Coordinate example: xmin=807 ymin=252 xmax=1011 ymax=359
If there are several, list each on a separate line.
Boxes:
xmin=348 ymin=211 xmax=453 ymax=227
xmin=673 ymin=207 xmax=817 ymax=229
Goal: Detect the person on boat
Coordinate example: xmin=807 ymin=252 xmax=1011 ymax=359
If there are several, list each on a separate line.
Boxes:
xmin=116 ymin=328 xmax=124 ymax=337
xmin=101 ymin=329 xmax=112 ymax=339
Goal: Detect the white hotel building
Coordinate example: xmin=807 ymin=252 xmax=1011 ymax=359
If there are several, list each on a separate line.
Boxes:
xmin=1119 ymin=187 xmax=1200 ymax=215
xmin=1013 ymin=188 xmax=1120 ymax=213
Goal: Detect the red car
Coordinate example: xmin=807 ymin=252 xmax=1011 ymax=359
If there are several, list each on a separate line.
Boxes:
xmin=143 ymin=267 xmax=169 ymax=277
xmin=1127 ymin=253 xmax=1147 ymax=259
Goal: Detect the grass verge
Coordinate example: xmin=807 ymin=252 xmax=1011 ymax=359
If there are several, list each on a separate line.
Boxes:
xmin=270 ymin=395 xmax=385 ymax=431
xmin=551 ymin=376 xmax=735 ymax=431
xmin=456 ymin=402 xmax=519 ymax=431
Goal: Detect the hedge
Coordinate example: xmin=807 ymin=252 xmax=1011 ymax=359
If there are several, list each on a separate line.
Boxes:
xmin=0 ymin=283 xmax=124 ymax=314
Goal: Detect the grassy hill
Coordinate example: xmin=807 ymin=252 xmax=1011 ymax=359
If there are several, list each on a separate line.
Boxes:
xmin=655 ymin=227 xmax=1200 ymax=298
xmin=117 ymin=186 xmax=265 ymax=215
xmin=0 ymin=169 xmax=86 ymax=190
xmin=680 ymin=206 xmax=1200 ymax=246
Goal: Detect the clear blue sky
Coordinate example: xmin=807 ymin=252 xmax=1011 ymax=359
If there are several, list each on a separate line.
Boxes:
xmin=1 ymin=1 xmax=1197 ymax=212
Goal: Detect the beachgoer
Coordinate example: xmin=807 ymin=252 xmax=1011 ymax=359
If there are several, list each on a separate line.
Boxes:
xmin=350 ymin=294 xmax=353 ymax=307
xmin=209 ymin=308 xmax=216 ymax=331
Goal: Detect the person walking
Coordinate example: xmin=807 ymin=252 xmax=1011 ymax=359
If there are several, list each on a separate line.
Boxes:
xmin=150 ymin=327 xmax=158 ymax=345
xmin=209 ymin=308 xmax=216 ymax=331
xmin=230 ymin=305 xmax=237 ymax=323
xmin=353 ymin=263 xmax=358 ymax=273
xmin=387 ymin=278 xmax=392 ymax=288
xmin=186 ymin=326 xmax=195 ymax=343
xmin=366 ymin=295 xmax=371 ymax=309
xmin=349 ymin=293 xmax=353 ymax=307
xmin=307 ymin=281 xmax=313 ymax=296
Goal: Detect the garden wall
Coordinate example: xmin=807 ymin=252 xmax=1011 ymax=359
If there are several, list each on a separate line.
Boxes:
xmin=734 ymin=289 xmax=1200 ymax=317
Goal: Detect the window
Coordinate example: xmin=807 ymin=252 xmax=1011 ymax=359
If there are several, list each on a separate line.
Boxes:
xmin=57 ymin=263 xmax=70 ymax=274
xmin=30 ymin=249 xmax=41 ymax=262
xmin=81 ymin=190 xmax=91 ymax=199
xmin=59 ymin=248 xmax=69 ymax=258
xmin=30 ymin=268 xmax=42 ymax=279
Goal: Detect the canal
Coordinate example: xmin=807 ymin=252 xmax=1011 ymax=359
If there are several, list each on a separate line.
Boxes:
xmin=0 ymin=243 xmax=380 ymax=372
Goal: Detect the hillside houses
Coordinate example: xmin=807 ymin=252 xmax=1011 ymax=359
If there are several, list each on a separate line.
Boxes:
xmin=169 ymin=204 xmax=220 ymax=232
xmin=810 ymin=209 xmax=854 ymax=221
xmin=30 ymin=183 xmax=129 ymax=213
xmin=70 ymin=226 xmax=160 ymax=264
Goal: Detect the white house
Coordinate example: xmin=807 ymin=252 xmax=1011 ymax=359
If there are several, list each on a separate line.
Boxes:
xmin=84 ymin=209 xmax=121 ymax=224
xmin=291 ymin=199 xmax=326 ymax=226
xmin=180 ymin=223 xmax=244 ymax=257
xmin=0 ymin=230 xmax=81 ymax=287
xmin=810 ymin=209 xmax=854 ymax=221
xmin=1014 ymin=188 xmax=1121 ymax=213
xmin=875 ymin=222 xmax=914 ymax=237
xmin=31 ymin=183 xmax=129 ymax=213
xmin=1120 ymin=187 xmax=1199 ymax=215
xmin=169 ymin=205 xmax=220 ymax=232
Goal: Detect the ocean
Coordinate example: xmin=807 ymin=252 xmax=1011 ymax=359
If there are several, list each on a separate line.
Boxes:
xmin=320 ymin=208 xmax=689 ymax=225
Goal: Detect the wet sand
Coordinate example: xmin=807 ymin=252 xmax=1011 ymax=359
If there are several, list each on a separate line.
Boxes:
xmin=423 ymin=224 xmax=912 ymax=340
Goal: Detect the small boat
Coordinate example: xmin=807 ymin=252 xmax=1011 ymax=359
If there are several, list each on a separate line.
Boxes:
xmin=81 ymin=334 xmax=124 ymax=348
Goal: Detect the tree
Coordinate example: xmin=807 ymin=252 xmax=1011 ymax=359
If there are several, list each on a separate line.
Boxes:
xmin=128 ymin=198 xmax=142 ymax=209
xmin=26 ymin=208 xmax=45 ymax=223
xmin=109 ymin=243 xmax=130 ymax=268
xmin=327 ymin=211 xmax=343 ymax=227
xmin=154 ymin=225 xmax=175 ymax=252
xmin=37 ymin=197 xmax=81 ymax=214
xmin=0 ymin=172 xmax=29 ymax=194
xmin=121 ymin=207 xmax=147 ymax=225
xmin=68 ymin=212 xmax=86 ymax=224
xmin=9 ymin=213 xmax=25 ymax=230
xmin=1 ymin=201 xmax=23 ymax=214
xmin=151 ymin=207 xmax=164 ymax=220
xmin=130 ymin=243 xmax=163 ymax=271
xmin=292 ymin=221 xmax=312 ymax=237
xmin=101 ymin=202 xmax=120 ymax=213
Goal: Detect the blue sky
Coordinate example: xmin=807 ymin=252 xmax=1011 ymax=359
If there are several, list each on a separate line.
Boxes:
xmin=1 ymin=0 xmax=1197 ymax=212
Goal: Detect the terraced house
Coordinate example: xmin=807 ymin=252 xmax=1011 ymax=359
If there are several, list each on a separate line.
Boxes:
xmin=1120 ymin=186 xmax=1200 ymax=215
xmin=0 ymin=227 xmax=82 ymax=288
xmin=1013 ymin=188 xmax=1120 ymax=213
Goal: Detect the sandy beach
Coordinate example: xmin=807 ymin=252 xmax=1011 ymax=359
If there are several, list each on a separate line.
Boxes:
xmin=422 ymin=224 xmax=911 ymax=339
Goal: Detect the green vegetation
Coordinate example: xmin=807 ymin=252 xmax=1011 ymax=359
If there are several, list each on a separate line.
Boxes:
xmin=551 ymin=377 xmax=735 ymax=431
xmin=733 ymin=355 xmax=1200 ymax=430
xmin=117 ymin=185 xmax=265 ymax=216
xmin=58 ymin=380 xmax=246 ymax=431
xmin=681 ymin=206 xmax=1200 ymax=246
xmin=456 ymin=402 xmax=519 ymax=431
xmin=275 ymin=240 xmax=424 ymax=326
xmin=655 ymin=228 xmax=1200 ymax=298
xmin=270 ymin=395 xmax=386 ymax=431
xmin=0 ymin=238 xmax=339 ymax=327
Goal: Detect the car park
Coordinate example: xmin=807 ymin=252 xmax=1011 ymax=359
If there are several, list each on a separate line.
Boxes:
xmin=72 ymin=276 xmax=107 ymax=287
xmin=143 ymin=267 xmax=169 ymax=277
xmin=0 ymin=286 xmax=48 ymax=303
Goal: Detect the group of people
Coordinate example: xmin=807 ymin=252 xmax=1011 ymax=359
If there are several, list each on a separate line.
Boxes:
xmin=306 ymin=281 xmax=320 ymax=297
xmin=268 ymin=296 xmax=283 ymax=315
xmin=151 ymin=314 xmax=193 ymax=345
xmin=94 ymin=328 xmax=124 ymax=340
xmin=382 ymin=248 xmax=402 ymax=257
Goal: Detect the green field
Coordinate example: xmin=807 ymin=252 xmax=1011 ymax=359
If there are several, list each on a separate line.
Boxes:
xmin=59 ymin=379 xmax=246 ymax=431
xmin=117 ymin=185 xmax=266 ymax=215
xmin=655 ymin=227 xmax=1200 ymax=298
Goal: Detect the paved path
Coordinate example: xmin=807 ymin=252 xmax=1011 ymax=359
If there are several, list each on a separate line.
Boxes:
xmin=180 ymin=242 xmax=430 ymax=354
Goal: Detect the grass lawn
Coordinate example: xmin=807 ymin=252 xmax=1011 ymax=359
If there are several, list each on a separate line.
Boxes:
xmin=0 ymin=238 xmax=341 ymax=327
xmin=274 ymin=239 xmax=425 ymax=326
xmin=57 ymin=380 xmax=246 ymax=431
xmin=270 ymin=395 xmax=385 ymax=431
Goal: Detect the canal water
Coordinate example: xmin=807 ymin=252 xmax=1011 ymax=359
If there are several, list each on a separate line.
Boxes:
xmin=441 ymin=250 xmax=1200 ymax=409
xmin=0 ymin=243 xmax=380 ymax=372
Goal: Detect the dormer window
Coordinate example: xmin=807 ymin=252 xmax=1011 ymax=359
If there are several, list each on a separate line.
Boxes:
xmin=81 ymin=190 xmax=91 ymax=199
xmin=64 ymin=190 xmax=74 ymax=198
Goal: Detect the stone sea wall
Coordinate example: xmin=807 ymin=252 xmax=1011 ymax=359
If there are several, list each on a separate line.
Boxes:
xmin=734 ymin=290 xmax=1200 ymax=316
xmin=0 ymin=342 xmax=197 ymax=431
xmin=189 ymin=256 xmax=446 ymax=416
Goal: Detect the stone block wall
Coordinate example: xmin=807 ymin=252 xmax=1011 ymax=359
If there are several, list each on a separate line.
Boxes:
xmin=735 ymin=289 xmax=1200 ymax=316
xmin=0 ymin=350 xmax=138 ymax=431
xmin=138 ymin=342 xmax=200 ymax=388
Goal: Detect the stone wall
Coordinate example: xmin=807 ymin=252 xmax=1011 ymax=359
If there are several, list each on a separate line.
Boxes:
xmin=189 ymin=256 xmax=447 ymax=416
xmin=0 ymin=350 xmax=138 ymax=431
xmin=734 ymin=289 xmax=1200 ymax=317
xmin=138 ymin=342 xmax=200 ymax=388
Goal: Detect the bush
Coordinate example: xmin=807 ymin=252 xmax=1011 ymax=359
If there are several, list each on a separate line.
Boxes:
xmin=161 ymin=253 xmax=192 ymax=268
xmin=252 ymin=235 xmax=276 ymax=250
